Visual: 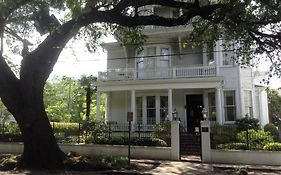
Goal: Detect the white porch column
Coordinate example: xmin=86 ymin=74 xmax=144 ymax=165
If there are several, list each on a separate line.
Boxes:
xmin=215 ymin=87 xmax=223 ymax=124
xmin=131 ymin=90 xmax=136 ymax=124
xmin=96 ymin=91 xmax=101 ymax=121
xmin=168 ymin=89 xmax=173 ymax=120
xmin=105 ymin=92 xmax=110 ymax=122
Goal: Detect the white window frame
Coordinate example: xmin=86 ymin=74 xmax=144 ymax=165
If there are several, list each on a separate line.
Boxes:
xmin=223 ymin=90 xmax=237 ymax=122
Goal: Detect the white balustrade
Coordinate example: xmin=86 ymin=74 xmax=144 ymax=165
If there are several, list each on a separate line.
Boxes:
xmin=98 ymin=66 xmax=216 ymax=81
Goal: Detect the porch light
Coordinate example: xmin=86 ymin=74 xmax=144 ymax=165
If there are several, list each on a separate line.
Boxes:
xmin=172 ymin=108 xmax=179 ymax=120
xmin=202 ymin=108 xmax=208 ymax=120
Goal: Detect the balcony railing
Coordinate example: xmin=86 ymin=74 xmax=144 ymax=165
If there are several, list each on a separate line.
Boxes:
xmin=98 ymin=66 xmax=216 ymax=81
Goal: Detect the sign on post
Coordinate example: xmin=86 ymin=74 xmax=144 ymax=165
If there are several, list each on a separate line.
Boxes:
xmin=127 ymin=112 xmax=133 ymax=122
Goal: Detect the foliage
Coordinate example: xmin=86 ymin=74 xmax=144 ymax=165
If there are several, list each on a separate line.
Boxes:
xmin=0 ymin=99 xmax=11 ymax=122
xmin=217 ymin=143 xmax=248 ymax=150
xmin=87 ymin=135 xmax=168 ymax=147
xmin=264 ymin=123 xmax=279 ymax=141
xmin=235 ymin=116 xmax=260 ymax=132
xmin=82 ymin=121 xmax=108 ymax=139
xmin=267 ymin=89 xmax=281 ymax=125
xmin=237 ymin=129 xmax=274 ymax=150
xmin=44 ymin=76 xmax=105 ymax=122
xmin=210 ymin=123 xmax=238 ymax=149
xmin=263 ymin=142 xmax=281 ymax=151
xmin=152 ymin=121 xmax=171 ymax=144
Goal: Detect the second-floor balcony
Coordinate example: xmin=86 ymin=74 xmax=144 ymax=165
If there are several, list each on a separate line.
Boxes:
xmin=98 ymin=66 xmax=217 ymax=82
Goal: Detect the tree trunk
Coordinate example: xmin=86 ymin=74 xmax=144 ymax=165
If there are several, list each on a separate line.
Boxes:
xmin=16 ymin=75 xmax=65 ymax=169
xmin=19 ymin=113 xmax=65 ymax=169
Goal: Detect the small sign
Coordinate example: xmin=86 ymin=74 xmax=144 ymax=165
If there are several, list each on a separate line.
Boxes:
xmin=201 ymin=127 xmax=209 ymax=132
xmin=127 ymin=112 xmax=133 ymax=122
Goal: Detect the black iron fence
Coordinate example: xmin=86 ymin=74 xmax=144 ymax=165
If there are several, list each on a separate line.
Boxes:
xmin=0 ymin=121 xmax=171 ymax=146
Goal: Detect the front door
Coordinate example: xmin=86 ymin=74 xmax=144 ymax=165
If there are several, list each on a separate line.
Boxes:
xmin=186 ymin=95 xmax=204 ymax=132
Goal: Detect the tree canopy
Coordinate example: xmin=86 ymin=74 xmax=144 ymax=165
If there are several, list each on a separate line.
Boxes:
xmin=0 ymin=0 xmax=281 ymax=169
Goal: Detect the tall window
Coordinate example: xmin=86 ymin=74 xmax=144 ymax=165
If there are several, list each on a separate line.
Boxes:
xmin=136 ymin=46 xmax=170 ymax=79
xmin=147 ymin=96 xmax=156 ymax=124
xmin=136 ymin=97 xmax=143 ymax=124
xmin=160 ymin=96 xmax=168 ymax=121
xmin=244 ymin=90 xmax=253 ymax=117
xmin=208 ymin=92 xmax=216 ymax=121
xmin=224 ymin=91 xmax=236 ymax=121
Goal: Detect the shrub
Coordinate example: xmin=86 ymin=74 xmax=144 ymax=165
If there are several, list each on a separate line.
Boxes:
xmin=134 ymin=137 xmax=167 ymax=147
xmin=82 ymin=121 xmax=109 ymax=141
xmin=210 ymin=123 xmax=238 ymax=148
xmin=263 ymin=142 xmax=281 ymax=151
xmin=237 ymin=129 xmax=274 ymax=150
xmin=264 ymin=123 xmax=279 ymax=141
xmin=152 ymin=121 xmax=171 ymax=145
xmin=235 ymin=116 xmax=260 ymax=131
xmin=217 ymin=143 xmax=248 ymax=150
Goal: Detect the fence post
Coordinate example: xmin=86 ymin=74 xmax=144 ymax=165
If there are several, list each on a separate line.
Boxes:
xmin=171 ymin=120 xmax=180 ymax=160
xmin=78 ymin=123 xmax=81 ymax=144
xmin=201 ymin=121 xmax=211 ymax=163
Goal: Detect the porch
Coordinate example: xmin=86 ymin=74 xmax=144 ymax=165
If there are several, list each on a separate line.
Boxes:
xmin=95 ymin=78 xmax=225 ymax=132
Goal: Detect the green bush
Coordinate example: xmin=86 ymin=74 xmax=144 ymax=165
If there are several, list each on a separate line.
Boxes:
xmin=264 ymin=123 xmax=279 ymax=141
xmin=237 ymin=129 xmax=273 ymax=150
xmin=152 ymin=121 xmax=171 ymax=145
xmin=87 ymin=135 xmax=168 ymax=147
xmin=210 ymin=123 xmax=238 ymax=148
xmin=263 ymin=142 xmax=281 ymax=151
xmin=217 ymin=143 xmax=248 ymax=150
xmin=235 ymin=116 xmax=260 ymax=131
xmin=82 ymin=121 xmax=109 ymax=139
xmin=134 ymin=137 xmax=167 ymax=147
xmin=51 ymin=122 xmax=80 ymax=136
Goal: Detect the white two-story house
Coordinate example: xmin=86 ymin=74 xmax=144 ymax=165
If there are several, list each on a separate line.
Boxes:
xmin=95 ymin=5 xmax=269 ymax=132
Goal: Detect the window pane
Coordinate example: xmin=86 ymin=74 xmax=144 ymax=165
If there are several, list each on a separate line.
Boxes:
xmin=224 ymin=90 xmax=236 ymax=121
xmin=160 ymin=96 xmax=168 ymax=108
xmin=136 ymin=97 xmax=142 ymax=108
xmin=225 ymin=91 xmax=235 ymax=105
xmin=160 ymin=96 xmax=168 ymax=121
xmin=208 ymin=92 xmax=215 ymax=106
xmin=136 ymin=97 xmax=143 ymax=124
xmin=147 ymin=109 xmax=156 ymax=124
xmin=225 ymin=107 xmax=236 ymax=121
xmin=208 ymin=92 xmax=216 ymax=121
xmin=137 ymin=109 xmax=143 ymax=124
xmin=147 ymin=96 xmax=155 ymax=108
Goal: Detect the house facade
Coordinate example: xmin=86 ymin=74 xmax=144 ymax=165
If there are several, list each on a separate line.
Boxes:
xmin=95 ymin=5 xmax=269 ymax=131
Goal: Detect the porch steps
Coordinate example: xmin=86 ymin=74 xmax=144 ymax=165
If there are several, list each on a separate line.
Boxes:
xmin=180 ymin=133 xmax=201 ymax=156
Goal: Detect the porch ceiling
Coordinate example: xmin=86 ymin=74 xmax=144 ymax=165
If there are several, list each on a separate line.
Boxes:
xmin=96 ymin=77 xmax=224 ymax=92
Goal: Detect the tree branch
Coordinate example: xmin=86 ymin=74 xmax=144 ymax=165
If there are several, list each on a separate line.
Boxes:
xmin=0 ymin=55 xmax=21 ymax=115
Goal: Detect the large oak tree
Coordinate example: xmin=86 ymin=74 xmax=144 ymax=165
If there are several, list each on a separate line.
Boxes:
xmin=0 ymin=0 xmax=280 ymax=169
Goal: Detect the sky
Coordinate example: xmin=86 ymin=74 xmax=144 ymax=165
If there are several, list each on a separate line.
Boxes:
xmin=49 ymin=35 xmax=116 ymax=79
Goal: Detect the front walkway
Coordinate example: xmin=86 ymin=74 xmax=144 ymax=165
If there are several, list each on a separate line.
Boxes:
xmin=132 ymin=159 xmax=281 ymax=175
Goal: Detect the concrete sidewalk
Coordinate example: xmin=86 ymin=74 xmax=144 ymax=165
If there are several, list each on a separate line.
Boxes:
xmin=131 ymin=159 xmax=281 ymax=175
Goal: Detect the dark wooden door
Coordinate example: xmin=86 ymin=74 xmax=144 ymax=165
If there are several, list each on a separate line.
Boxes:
xmin=186 ymin=95 xmax=203 ymax=132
